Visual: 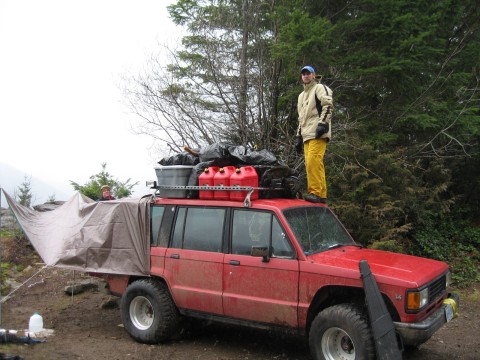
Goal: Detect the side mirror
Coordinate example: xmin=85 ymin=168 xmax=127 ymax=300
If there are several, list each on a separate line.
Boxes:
xmin=251 ymin=246 xmax=271 ymax=262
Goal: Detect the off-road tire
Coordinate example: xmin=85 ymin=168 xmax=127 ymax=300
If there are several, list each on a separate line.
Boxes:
xmin=120 ymin=279 xmax=180 ymax=344
xmin=309 ymin=303 xmax=375 ymax=360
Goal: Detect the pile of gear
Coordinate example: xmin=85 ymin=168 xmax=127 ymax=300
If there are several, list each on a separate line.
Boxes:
xmin=158 ymin=142 xmax=301 ymax=199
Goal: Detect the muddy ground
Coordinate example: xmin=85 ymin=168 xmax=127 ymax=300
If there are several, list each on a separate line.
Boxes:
xmin=0 ymin=247 xmax=479 ymax=359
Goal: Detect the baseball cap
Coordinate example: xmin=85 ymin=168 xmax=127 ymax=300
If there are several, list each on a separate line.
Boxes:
xmin=301 ymin=65 xmax=315 ymax=74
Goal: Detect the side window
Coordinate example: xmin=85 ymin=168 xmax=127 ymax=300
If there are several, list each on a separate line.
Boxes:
xmin=249 ymin=211 xmax=271 ymax=247
xmin=232 ymin=210 xmax=255 ymax=255
xmin=171 ymin=207 xmax=186 ymax=249
xmin=158 ymin=205 xmax=176 ymax=247
xmin=172 ymin=207 xmax=226 ymax=252
xmin=150 ymin=206 xmax=165 ymax=245
xmin=271 ymin=217 xmax=295 ymax=258
xmin=231 ymin=209 xmax=295 ymax=259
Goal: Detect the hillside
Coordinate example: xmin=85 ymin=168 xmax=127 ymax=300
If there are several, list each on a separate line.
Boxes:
xmin=0 ymin=162 xmax=73 ymax=206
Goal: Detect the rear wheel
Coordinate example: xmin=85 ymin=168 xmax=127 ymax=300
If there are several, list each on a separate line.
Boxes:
xmin=120 ymin=279 xmax=180 ymax=343
xmin=309 ymin=304 xmax=375 ymax=360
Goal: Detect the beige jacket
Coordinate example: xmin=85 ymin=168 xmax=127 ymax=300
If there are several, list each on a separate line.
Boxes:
xmin=297 ymin=80 xmax=334 ymax=142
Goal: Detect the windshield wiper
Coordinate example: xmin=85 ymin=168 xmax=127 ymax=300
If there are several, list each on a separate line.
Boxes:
xmin=304 ymin=243 xmax=362 ymax=256
xmin=326 ymin=243 xmax=363 ymax=250
xmin=326 ymin=243 xmax=344 ymax=250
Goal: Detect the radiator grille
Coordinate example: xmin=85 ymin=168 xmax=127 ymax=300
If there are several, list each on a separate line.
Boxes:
xmin=428 ymin=274 xmax=446 ymax=303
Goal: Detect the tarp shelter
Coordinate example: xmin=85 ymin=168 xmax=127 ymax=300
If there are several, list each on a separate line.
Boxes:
xmin=2 ymin=190 xmax=151 ymax=276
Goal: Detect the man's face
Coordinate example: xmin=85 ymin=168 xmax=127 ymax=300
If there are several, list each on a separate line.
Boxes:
xmin=102 ymin=188 xmax=110 ymax=197
xmin=301 ymin=71 xmax=315 ymax=84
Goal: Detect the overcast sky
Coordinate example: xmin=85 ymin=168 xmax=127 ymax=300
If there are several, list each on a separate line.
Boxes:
xmin=0 ymin=0 xmax=180 ymax=203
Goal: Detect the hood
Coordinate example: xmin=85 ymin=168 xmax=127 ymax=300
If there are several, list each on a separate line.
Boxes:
xmin=307 ymin=245 xmax=448 ymax=288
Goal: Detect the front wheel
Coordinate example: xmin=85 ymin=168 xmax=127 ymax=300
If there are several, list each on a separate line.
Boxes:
xmin=309 ymin=304 xmax=375 ymax=360
xmin=120 ymin=279 xmax=180 ymax=344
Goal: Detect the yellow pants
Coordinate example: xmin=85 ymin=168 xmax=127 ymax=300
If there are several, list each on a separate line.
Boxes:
xmin=304 ymin=138 xmax=327 ymax=198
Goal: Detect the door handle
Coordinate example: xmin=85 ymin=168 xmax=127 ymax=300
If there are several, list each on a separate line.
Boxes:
xmin=229 ymin=260 xmax=240 ymax=266
xmin=170 ymin=254 xmax=180 ymax=259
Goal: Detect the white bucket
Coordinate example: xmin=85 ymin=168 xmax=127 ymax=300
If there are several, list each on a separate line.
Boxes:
xmin=29 ymin=312 xmax=44 ymax=333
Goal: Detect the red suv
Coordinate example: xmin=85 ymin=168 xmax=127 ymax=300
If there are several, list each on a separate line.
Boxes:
xmin=103 ymin=196 xmax=458 ymax=359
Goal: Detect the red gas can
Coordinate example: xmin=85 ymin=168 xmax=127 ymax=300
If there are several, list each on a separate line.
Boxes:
xmin=213 ymin=166 xmax=236 ymax=200
xmin=198 ymin=166 xmax=220 ymax=200
xmin=230 ymin=166 xmax=259 ymax=201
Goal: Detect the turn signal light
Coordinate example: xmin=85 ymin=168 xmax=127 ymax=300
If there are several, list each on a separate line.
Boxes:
xmin=406 ymin=288 xmax=429 ymax=311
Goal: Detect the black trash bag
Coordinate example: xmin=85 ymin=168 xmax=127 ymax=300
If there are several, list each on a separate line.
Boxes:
xmin=255 ymin=165 xmax=297 ymax=186
xmin=195 ymin=142 xmax=280 ymax=167
xmin=244 ymin=148 xmax=278 ymax=166
xmin=255 ymin=165 xmax=300 ymax=199
xmin=228 ymin=145 xmax=250 ymax=164
xmin=227 ymin=145 xmax=279 ymax=166
xmin=198 ymin=142 xmax=235 ymax=163
xmin=158 ymin=151 xmax=199 ymax=166
xmin=253 ymin=165 xmax=275 ymax=186
xmin=283 ymin=176 xmax=302 ymax=198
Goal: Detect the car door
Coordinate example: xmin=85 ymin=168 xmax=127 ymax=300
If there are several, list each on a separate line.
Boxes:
xmin=164 ymin=206 xmax=226 ymax=315
xmin=223 ymin=209 xmax=299 ymax=326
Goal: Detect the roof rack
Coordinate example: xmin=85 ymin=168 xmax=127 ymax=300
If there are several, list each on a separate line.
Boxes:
xmin=147 ymin=182 xmax=283 ymax=208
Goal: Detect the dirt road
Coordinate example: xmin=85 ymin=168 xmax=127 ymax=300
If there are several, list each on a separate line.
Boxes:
xmin=1 ymin=265 xmax=478 ymax=360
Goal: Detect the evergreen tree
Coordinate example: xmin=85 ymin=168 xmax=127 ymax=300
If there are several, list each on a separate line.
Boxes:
xmin=125 ymin=0 xmax=307 ymax=164
xmin=123 ymin=0 xmax=480 ymax=280
xmin=70 ymin=163 xmax=138 ymax=201
xmin=15 ymin=176 xmax=33 ymax=207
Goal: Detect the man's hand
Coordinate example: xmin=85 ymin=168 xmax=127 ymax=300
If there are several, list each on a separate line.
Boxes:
xmin=315 ymin=123 xmax=329 ymax=138
xmin=295 ymin=136 xmax=303 ymax=154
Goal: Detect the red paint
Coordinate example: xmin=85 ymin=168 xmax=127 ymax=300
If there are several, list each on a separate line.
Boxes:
xmin=198 ymin=166 xmax=220 ymax=199
xmin=223 ymin=254 xmax=299 ymax=326
xmin=103 ymin=197 xmax=456 ymax=350
xmin=213 ymin=166 xmax=236 ymax=200
xmin=164 ymin=249 xmax=224 ymax=315
xmin=229 ymin=166 xmax=259 ymax=201
xmin=103 ymin=275 xmax=129 ymax=296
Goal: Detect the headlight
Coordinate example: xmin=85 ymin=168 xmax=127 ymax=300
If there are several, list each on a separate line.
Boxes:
xmin=406 ymin=288 xmax=429 ymax=311
xmin=446 ymin=271 xmax=452 ymax=288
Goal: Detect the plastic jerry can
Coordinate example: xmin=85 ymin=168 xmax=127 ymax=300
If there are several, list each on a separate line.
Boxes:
xmin=198 ymin=166 xmax=220 ymax=199
xmin=29 ymin=312 xmax=43 ymax=333
xmin=213 ymin=166 xmax=236 ymax=200
xmin=230 ymin=166 xmax=259 ymax=201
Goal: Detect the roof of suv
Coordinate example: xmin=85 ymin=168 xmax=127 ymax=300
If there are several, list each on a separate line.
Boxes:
xmin=152 ymin=196 xmax=326 ymax=211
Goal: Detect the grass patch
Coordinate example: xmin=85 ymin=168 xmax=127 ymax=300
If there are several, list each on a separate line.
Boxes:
xmin=455 ymin=286 xmax=480 ymax=303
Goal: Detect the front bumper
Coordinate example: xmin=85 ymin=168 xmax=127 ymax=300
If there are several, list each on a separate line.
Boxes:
xmin=393 ymin=292 xmax=459 ymax=347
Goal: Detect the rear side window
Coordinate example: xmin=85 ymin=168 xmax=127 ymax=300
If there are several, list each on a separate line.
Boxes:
xmin=232 ymin=209 xmax=295 ymax=258
xmin=150 ymin=206 xmax=165 ymax=245
xmin=171 ymin=207 xmax=226 ymax=252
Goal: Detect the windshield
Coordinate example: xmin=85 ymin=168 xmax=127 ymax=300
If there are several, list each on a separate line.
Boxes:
xmin=283 ymin=206 xmax=356 ymax=255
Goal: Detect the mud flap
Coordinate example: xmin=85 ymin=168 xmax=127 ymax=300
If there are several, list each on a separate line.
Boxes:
xmin=360 ymin=260 xmax=402 ymax=360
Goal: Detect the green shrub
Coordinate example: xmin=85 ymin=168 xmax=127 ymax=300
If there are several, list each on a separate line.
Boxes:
xmin=410 ymin=212 xmax=480 ymax=286
xmin=369 ymin=239 xmax=405 ymax=253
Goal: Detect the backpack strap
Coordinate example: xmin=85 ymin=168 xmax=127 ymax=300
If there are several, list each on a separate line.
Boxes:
xmin=315 ymin=84 xmax=332 ymax=122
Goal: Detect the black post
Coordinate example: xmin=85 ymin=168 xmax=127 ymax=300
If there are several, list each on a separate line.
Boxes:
xmin=360 ymin=260 xmax=402 ymax=360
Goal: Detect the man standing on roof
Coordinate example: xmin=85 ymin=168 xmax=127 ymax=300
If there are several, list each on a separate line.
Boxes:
xmin=295 ymin=65 xmax=334 ymax=204
xmin=98 ymin=185 xmax=116 ymax=201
